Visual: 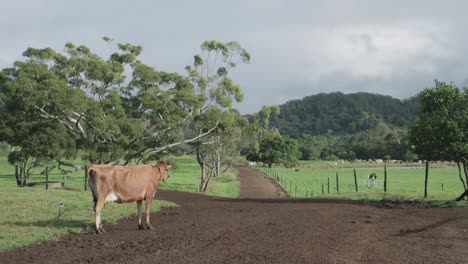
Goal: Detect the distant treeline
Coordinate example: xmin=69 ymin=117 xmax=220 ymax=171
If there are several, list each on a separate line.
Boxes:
xmin=267 ymin=92 xmax=421 ymax=161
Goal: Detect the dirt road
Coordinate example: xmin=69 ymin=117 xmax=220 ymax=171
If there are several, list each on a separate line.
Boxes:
xmin=2 ymin=167 xmax=468 ymax=263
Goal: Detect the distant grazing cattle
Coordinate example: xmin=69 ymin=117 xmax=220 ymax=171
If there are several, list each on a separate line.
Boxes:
xmin=87 ymin=161 xmax=173 ymax=234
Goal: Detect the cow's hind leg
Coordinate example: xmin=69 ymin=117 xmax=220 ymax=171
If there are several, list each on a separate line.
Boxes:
xmin=145 ymin=193 xmax=154 ymax=230
xmin=95 ymin=199 xmax=106 ymax=234
xmin=137 ymin=200 xmax=144 ymax=230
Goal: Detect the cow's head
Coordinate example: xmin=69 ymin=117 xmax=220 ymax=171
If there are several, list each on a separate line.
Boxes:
xmin=153 ymin=161 xmax=174 ymax=183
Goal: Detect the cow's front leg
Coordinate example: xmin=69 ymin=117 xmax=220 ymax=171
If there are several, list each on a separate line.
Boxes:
xmin=137 ymin=200 xmax=144 ymax=230
xmin=145 ymin=193 xmax=154 ymax=230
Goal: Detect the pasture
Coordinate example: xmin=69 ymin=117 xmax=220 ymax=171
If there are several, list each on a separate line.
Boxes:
xmin=0 ymin=154 xmax=238 ymax=252
xmin=257 ymin=161 xmax=465 ymax=203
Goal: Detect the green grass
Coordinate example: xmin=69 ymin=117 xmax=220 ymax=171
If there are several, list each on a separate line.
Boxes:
xmin=159 ymin=155 xmax=240 ymax=198
xmin=205 ymin=167 xmax=240 ymax=198
xmin=0 ymin=154 xmax=240 ymax=252
xmin=0 ymin=187 xmax=175 ymax=252
xmin=258 ymin=161 xmax=466 ymax=202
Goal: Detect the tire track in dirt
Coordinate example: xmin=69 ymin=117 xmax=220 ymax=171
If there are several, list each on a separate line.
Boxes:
xmin=2 ymin=167 xmax=468 ymax=263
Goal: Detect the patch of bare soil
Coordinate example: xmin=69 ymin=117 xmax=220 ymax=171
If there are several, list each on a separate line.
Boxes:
xmin=2 ymin=166 xmax=468 ymax=263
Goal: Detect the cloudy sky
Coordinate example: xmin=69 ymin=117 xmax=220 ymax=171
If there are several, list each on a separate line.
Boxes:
xmin=2 ymin=0 xmax=468 ymax=113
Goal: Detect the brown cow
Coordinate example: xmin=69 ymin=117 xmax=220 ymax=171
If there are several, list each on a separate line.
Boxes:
xmin=87 ymin=161 xmax=173 ymax=234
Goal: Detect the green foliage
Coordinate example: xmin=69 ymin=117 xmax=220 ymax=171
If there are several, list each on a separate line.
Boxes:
xmin=0 ymin=40 xmax=207 ymax=169
xmin=262 ymin=92 xmax=420 ymax=160
xmin=186 ymin=40 xmax=250 ymax=110
xmin=185 ymin=40 xmax=250 ymax=191
xmin=258 ymin=135 xmax=300 ymax=167
xmin=410 ymin=80 xmax=468 ymax=162
xmin=271 ymin=92 xmax=419 ymax=137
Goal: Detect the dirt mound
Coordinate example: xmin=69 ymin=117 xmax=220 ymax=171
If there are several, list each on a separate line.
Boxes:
xmin=2 ymin=167 xmax=468 ymax=263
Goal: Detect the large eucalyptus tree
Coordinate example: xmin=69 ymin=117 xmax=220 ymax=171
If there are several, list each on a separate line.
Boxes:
xmin=0 ymin=39 xmax=216 ymax=185
xmin=185 ymin=40 xmax=251 ymax=191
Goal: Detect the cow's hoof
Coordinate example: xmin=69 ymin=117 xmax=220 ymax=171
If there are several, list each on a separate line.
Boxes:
xmin=96 ymin=228 xmax=102 ymax=234
xmin=138 ymin=224 xmax=144 ymax=230
xmin=147 ymin=224 xmax=154 ymax=230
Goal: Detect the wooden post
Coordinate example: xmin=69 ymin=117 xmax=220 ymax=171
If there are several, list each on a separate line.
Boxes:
xmin=322 ymin=184 xmax=324 ymax=194
xmin=336 ymin=172 xmax=339 ymax=193
xmin=305 ymin=191 xmax=309 ymax=198
xmin=442 ymin=183 xmax=444 ymax=191
xmin=327 ymin=177 xmax=330 ymax=194
xmin=84 ymin=165 xmax=88 ymax=191
xmin=295 ymin=185 xmax=297 ymax=198
xmin=354 ymin=168 xmax=358 ymax=192
xmin=45 ymin=166 xmax=49 ymax=190
xmin=384 ymin=164 xmax=387 ymax=193
xmin=424 ymin=160 xmax=429 ymax=198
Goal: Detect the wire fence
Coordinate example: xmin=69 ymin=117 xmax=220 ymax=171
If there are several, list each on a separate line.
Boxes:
xmin=0 ymin=165 xmax=88 ymax=190
xmin=255 ymin=165 xmax=389 ymax=198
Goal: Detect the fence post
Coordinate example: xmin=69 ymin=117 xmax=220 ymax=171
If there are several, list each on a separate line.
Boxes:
xmin=45 ymin=166 xmax=49 ymax=190
xmin=424 ymin=161 xmax=429 ymax=198
xmin=322 ymin=184 xmax=324 ymax=195
xmin=295 ymin=185 xmax=297 ymax=198
xmin=354 ymin=168 xmax=358 ymax=192
xmin=336 ymin=172 xmax=339 ymax=193
xmin=84 ymin=165 xmax=88 ymax=191
xmin=327 ymin=177 xmax=330 ymax=194
xmin=384 ymin=164 xmax=387 ymax=193
xmin=306 ymin=190 xmax=309 ymax=198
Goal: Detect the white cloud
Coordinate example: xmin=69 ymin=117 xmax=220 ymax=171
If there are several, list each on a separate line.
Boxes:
xmin=249 ymin=22 xmax=458 ymax=82
xmin=2 ymin=0 xmax=468 ymax=114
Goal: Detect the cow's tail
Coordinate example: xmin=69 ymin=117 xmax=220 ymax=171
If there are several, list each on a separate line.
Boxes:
xmin=87 ymin=167 xmax=98 ymax=204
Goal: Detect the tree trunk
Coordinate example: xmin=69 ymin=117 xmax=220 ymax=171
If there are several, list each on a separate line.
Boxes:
xmin=198 ymin=160 xmax=206 ymax=192
xmin=455 ymin=161 xmax=468 ymax=201
xmin=20 ymin=165 xmax=26 ymax=187
xmin=15 ymin=163 xmax=20 ymax=187
xmin=197 ymin=147 xmax=212 ymax=193
xmin=463 ymin=161 xmax=468 ymax=191
xmin=457 ymin=161 xmax=467 ymax=191
xmin=215 ymin=152 xmax=221 ymax=177
xmin=201 ymin=168 xmax=213 ymax=192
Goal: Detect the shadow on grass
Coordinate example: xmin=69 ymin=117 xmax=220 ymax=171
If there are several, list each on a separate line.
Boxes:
xmin=161 ymin=183 xmax=198 ymax=192
xmin=213 ymin=197 xmax=359 ymax=205
xmin=5 ymin=218 xmax=92 ymax=229
xmin=212 ymin=196 xmax=458 ymax=208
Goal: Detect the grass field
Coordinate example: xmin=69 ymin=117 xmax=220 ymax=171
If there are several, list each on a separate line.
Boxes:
xmin=257 ymin=161 xmax=466 ymax=203
xmin=0 ymin=154 xmax=239 ymax=252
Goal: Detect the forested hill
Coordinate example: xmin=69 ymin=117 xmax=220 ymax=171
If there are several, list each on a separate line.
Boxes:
xmin=270 ymin=92 xmax=420 ymax=138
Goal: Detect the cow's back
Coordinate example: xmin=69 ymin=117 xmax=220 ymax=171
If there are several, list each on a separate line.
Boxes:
xmin=88 ymin=164 xmax=158 ymax=204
